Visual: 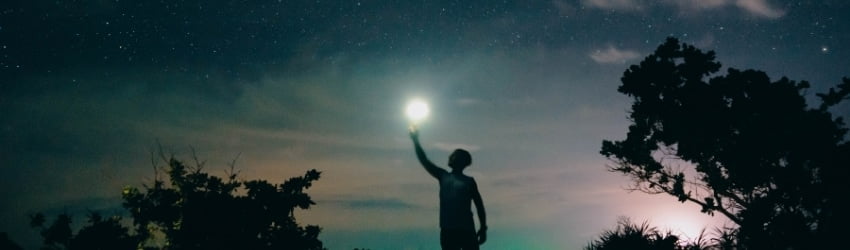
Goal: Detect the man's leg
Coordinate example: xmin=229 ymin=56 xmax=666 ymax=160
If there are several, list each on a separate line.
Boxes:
xmin=460 ymin=229 xmax=479 ymax=250
xmin=440 ymin=229 xmax=461 ymax=250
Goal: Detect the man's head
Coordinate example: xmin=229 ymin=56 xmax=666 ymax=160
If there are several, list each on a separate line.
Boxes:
xmin=448 ymin=149 xmax=472 ymax=169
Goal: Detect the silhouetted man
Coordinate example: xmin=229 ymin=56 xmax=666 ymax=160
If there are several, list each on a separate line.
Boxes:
xmin=410 ymin=127 xmax=487 ymax=250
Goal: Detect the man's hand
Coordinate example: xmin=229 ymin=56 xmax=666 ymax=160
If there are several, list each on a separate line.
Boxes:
xmin=409 ymin=125 xmax=419 ymax=140
xmin=477 ymin=227 xmax=487 ymax=245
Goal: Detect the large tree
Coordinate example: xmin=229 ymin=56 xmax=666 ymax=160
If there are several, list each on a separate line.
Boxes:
xmin=123 ymin=156 xmax=324 ymax=250
xmin=600 ymin=37 xmax=850 ymax=249
xmin=29 ymin=154 xmax=324 ymax=250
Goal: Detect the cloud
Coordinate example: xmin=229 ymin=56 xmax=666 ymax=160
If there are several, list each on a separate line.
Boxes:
xmin=663 ymin=0 xmax=727 ymax=10
xmin=583 ymin=0 xmax=785 ymax=18
xmin=456 ymin=97 xmax=483 ymax=106
xmin=692 ymin=33 xmax=716 ymax=48
xmin=582 ymin=0 xmax=642 ymax=11
xmin=735 ymin=0 xmax=785 ymax=18
xmin=322 ymin=198 xmax=418 ymax=210
xmin=589 ymin=46 xmax=641 ymax=64
xmin=661 ymin=0 xmax=784 ymax=18
xmin=228 ymin=127 xmax=403 ymax=151
xmin=433 ymin=142 xmax=481 ymax=152
xmin=552 ymin=0 xmax=578 ymax=16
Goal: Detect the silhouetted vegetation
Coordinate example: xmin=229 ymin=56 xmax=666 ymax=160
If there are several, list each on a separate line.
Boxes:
xmin=600 ymin=37 xmax=850 ymax=249
xmin=585 ymin=217 xmax=713 ymax=250
xmin=28 ymin=154 xmax=324 ymax=250
xmin=30 ymin=212 xmax=137 ymax=250
xmin=1 ymin=232 xmax=23 ymax=250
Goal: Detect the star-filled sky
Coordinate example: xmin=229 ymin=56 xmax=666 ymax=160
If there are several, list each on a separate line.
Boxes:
xmin=2 ymin=0 xmax=848 ymax=249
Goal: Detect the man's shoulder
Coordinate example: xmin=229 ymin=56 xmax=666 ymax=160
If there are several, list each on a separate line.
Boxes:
xmin=443 ymin=172 xmax=476 ymax=181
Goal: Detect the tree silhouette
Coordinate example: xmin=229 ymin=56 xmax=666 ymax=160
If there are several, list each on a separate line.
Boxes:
xmin=30 ymin=212 xmax=138 ymax=250
xmin=123 ymin=156 xmax=324 ymax=250
xmin=28 ymin=154 xmax=324 ymax=250
xmin=600 ymin=37 xmax=850 ymax=249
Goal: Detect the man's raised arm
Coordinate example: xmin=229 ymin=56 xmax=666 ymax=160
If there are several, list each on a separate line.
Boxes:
xmin=410 ymin=128 xmax=447 ymax=179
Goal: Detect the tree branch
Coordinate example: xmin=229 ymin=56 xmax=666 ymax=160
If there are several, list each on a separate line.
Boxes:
xmin=614 ymin=160 xmax=744 ymax=225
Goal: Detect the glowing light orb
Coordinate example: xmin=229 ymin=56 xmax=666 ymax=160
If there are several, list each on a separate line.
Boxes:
xmin=405 ymin=99 xmax=430 ymax=123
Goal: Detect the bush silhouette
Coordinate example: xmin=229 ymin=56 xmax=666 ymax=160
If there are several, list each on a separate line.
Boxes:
xmin=585 ymin=217 xmax=713 ymax=250
xmin=600 ymin=37 xmax=850 ymax=249
xmin=30 ymin=212 xmax=138 ymax=250
xmin=29 ymin=155 xmax=324 ymax=250
xmin=0 ymin=232 xmax=23 ymax=250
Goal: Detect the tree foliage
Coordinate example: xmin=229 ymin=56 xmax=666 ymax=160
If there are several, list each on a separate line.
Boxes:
xmin=600 ymin=37 xmax=850 ymax=249
xmin=30 ymin=212 xmax=138 ymax=250
xmin=30 ymin=155 xmax=324 ymax=250
xmin=1 ymin=232 xmax=24 ymax=250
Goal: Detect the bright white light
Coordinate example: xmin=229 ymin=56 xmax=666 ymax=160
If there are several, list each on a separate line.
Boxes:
xmin=405 ymin=99 xmax=429 ymax=123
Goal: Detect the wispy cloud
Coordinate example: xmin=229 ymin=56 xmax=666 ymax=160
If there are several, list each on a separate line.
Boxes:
xmin=663 ymin=0 xmax=727 ymax=11
xmin=735 ymin=0 xmax=785 ymax=19
xmin=229 ymin=127 xmax=402 ymax=150
xmin=433 ymin=142 xmax=481 ymax=152
xmin=692 ymin=33 xmax=716 ymax=48
xmin=584 ymin=0 xmax=786 ymax=18
xmin=582 ymin=0 xmax=642 ymax=11
xmin=456 ymin=97 xmax=483 ymax=106
xmin=552 ymin=0 xmax=578 ymax=16
xmin=589 ymin=46 xmax=641 ymax=64
xmin=666 ymin=0 xmax=785 ymax=18
xmin=322 ymin=198 xmax=418 ymax=210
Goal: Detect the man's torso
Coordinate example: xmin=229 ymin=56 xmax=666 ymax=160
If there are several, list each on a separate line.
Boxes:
xmin=439 ymin=173 xmax=475 ymax=230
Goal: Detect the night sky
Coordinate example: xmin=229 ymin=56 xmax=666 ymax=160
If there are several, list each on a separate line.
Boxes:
xmin=2 ymin=0 xmax=848 ymax=249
